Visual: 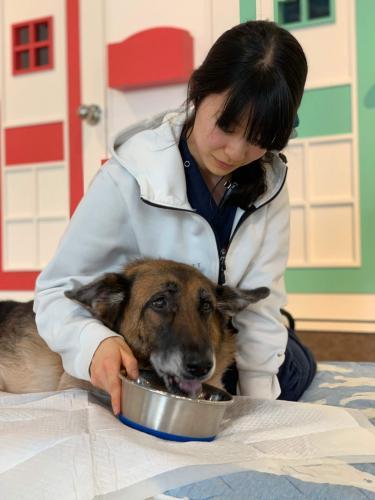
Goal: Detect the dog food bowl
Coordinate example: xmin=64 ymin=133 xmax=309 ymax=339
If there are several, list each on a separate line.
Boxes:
xmin=118 ymin=370 xmax=233 ymax=442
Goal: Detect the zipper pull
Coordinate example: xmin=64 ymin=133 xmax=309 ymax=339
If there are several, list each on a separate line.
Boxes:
xmin=219 ymin=248 xmax=227 ymax=285
xmin=218 ymin=182 xmax=239 ymax=210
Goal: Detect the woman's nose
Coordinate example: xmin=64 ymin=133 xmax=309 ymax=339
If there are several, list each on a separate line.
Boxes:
xmin=224 ymin=135 xmax=249 ymax=163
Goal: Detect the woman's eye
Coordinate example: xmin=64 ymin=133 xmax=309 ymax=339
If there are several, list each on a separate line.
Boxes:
xmin=216 ymin=121 xmax=235 ymax=134
xmin=152 ymin=297 xmax=167 ymax=310
xmin=219 ymin=125 xmax=235 ymax=134
xmin=201 ymin=301 xmax=213 ymax=313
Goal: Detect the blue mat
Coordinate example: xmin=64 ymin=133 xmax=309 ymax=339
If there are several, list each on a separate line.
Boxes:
xmin=165 ymin=362 xmax=375 ymax=499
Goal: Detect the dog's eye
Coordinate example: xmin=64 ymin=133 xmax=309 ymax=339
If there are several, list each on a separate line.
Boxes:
xmin=200 ymin=300 xmax=213 ymax=314
xmin=151 ymin=297 xmax=167 ymax=310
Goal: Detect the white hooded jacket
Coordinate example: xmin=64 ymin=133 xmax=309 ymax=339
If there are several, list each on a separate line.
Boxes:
xmin=34 ymin=108 xmax=290 ymax=399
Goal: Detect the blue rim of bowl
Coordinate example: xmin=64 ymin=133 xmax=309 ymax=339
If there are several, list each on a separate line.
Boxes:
xmin=118 ymin=413 xmax=216 ymax=442
xmin=119 ymin=372 xmax=233 ymax=405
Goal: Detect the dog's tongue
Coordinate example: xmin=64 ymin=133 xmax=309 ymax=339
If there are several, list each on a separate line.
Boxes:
xmin=178 ymin=379 xmax=202 ymax=397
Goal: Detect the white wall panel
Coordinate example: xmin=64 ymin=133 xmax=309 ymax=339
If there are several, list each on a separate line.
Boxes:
xmin=36 ymin=166 xmax=68 ymax=216
xmin=4 ymin=168 xmax=35 ymax=217
xmin=287 ymin=293 xmax=375 ymax=333
xmin=5 ymin=220 xmax=36 ymax=269
xmin=37 ymin=219 xmax=67 ymax=268
xmin=310 ymin=205 xmax=354 ymax=264
xmin=3 ymin=162 xmax=68 ymax=271
xmin=309 ymin=140 xmax=353 ymax=202
xmin=286 ymin=144 xmax=305 ymax=204
xmin=289 ymin=207 xmax=306 ymax=265
xmin=286 ymin=135 xmax=359 ymax=268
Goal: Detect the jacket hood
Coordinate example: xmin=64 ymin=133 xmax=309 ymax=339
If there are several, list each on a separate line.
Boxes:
xmin=110 ymin=108 xmax=287 ymax=211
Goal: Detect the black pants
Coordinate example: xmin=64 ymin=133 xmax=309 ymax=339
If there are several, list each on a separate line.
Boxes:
xmin=222 ymin=329 xmax=317 ymax=401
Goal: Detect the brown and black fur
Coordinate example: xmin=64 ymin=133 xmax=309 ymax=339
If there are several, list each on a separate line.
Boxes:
xmin=0 ymin=259 xmax=269 ymax=395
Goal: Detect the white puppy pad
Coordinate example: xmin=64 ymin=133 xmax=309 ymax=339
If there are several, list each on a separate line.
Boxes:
xmin=0 ymin=390 xmax=374 ymax=499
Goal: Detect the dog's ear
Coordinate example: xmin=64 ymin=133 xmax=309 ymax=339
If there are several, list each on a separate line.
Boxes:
xmin=215 ymin=285 xmax=270 ymax=315
xmin=65 ymin=273 xmax=131 ymax=330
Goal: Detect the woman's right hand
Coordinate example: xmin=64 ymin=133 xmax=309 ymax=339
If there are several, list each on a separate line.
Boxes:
xmin=89 ymin=336 xmax=139 ymax=415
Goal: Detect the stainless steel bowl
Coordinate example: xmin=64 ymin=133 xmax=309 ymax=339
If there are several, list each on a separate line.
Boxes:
xmin=119 ymin=370 xmax=233 ymax=441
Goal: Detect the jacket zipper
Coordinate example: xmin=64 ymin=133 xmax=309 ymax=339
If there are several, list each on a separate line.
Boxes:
xmin=216 ymin=181 xmax=238 ymax=285
xmin=141 ymin=194 xmax=247 ymax=286
xmin=216 ymin=170 xmax=288 ymax=285
xmin=217 ymin=206 xmax=256 ymax=285
xmin=140 ymin=169 xmax=286 ymax=285
xmin=141 ymin=197 xmax=225 ymax=283
xmin=218 ymin=248 xmax=227 ymax=285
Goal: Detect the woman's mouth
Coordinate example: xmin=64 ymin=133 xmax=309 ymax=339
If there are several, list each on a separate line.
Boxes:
xmin=214 ymin=157 xmax=235 ymax=170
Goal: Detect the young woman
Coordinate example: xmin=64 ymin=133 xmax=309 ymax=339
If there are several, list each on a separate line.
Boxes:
xmin=34 ymin=20 xmax=316 ymax=415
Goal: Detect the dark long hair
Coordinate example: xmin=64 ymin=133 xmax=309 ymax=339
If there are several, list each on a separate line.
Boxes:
xmin=184 ymin=20 xmax=308 ymax=209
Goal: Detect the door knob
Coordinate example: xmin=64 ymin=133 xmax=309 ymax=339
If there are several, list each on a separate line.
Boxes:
xmin=78 ymin=104 xmax=102 ymax=125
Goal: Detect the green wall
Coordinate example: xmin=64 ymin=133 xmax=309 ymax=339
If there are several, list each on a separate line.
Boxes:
xmin=240 ymin=0 xmax=375 ymax=293
xmin=297 ymin=85 xmax=352 ymax=137
xmin=240 ymin=0 xmax=256 ymax=21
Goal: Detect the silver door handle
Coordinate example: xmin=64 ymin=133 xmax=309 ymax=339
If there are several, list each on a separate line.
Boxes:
xmin=78 ymin=104 xmax=102 ymax=125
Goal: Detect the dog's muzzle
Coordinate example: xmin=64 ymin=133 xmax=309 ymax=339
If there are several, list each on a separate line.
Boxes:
xmin=150 ymin=349 xmax=216 ymax=397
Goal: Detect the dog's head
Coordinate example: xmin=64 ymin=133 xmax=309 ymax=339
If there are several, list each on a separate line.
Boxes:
xmin=65 ymin=259 xmax=269 ymax=395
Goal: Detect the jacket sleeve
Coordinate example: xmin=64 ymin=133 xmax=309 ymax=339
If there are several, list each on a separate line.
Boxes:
xmin=33 ymin=162 xmax=139 ymax=381
xmin=234 ymin=180 xmax=290 ymax=399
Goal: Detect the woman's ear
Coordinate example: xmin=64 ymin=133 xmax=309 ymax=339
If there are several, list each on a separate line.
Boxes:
xmin=65 ymin=273 xmax=132 ymax=330
xmin=215 ymin=285 xmax=270 ymax=315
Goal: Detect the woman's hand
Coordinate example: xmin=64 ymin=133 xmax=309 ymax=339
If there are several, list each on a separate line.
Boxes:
xmin=90 ymin=336 xmax=139 ymax=415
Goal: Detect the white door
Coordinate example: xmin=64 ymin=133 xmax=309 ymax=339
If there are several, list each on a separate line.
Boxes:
xmin=79 ymin=0 xmax=240 ymax=186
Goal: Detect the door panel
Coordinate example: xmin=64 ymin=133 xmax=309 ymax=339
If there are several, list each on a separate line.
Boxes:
xmin=0 ymin=0 xmax=70 ymax=290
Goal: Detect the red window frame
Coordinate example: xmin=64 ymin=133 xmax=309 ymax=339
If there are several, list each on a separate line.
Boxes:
xmin=12 ymin=16 xmax=54 ymax=75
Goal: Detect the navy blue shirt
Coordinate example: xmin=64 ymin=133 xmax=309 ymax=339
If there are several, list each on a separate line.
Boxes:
xmin=179 ymin=135 xmax=237 ymax=252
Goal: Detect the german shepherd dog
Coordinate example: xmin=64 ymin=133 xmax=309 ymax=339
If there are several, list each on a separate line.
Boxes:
xmin=0 ymin=259 xmax=269 ymax=396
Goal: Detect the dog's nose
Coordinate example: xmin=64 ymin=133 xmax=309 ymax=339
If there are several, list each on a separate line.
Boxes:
xmin=184 ymin=355 xmax=213 ymax=378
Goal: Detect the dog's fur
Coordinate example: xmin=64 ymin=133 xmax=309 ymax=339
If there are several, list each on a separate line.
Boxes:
xmin=0 ymin=259 xmax=269 ymax=395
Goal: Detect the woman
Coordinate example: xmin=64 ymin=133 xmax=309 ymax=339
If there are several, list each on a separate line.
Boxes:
xmin=34 ymin=20 xmax=316 ymax=415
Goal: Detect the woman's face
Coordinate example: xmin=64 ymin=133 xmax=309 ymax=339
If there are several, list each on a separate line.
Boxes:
xmin=187 ymin=93 xmax=267 ymax=181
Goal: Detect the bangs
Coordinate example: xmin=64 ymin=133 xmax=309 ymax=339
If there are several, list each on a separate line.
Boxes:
xmin=215 ymin=74 xmax=295 ymax=151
